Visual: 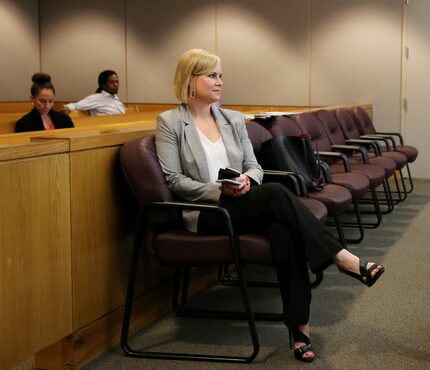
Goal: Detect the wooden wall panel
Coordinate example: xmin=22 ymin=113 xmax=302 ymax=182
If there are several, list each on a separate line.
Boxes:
xmin=70 ymin=146 xmax=171 ymax=329
xmin=0 ymin=154 xmax=72 ymax=369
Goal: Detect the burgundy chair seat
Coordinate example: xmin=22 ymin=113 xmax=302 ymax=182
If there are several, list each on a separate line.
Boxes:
xmin=378 ymin=150 xmax=408 ymax=167
xmin=330 ymin=172 xmax=370 ymax=199
xmin=155 ymin=231 xmax=272 ymax=266
xmin=380 ymin=144 xmax=417 ymax=162
xmin=395 ymin=145 xmax=418 ymax=162
xmin=348 ymin=155 xmax=397 ymax=177
xmin=299 ymin=198 xmax=328 ymax=224
xmin=307 ymin=184 xmax=352 ymax=216
xmin=329 ymin=163 xmax=385 ymax=189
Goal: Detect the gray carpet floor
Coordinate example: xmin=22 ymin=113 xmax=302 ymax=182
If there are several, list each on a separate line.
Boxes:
xmin=83 ymin=180 xmax=430 ymax=370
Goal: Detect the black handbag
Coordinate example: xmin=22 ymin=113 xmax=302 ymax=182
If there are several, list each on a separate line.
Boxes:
xmin=259 ymin=134 xmax=323 ymax=192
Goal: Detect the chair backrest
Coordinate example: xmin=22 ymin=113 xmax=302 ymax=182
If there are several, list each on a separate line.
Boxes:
xmin=258 ymin=115 xmax=302 ymax=137
xmin=351 ymin=106 xmax=377 ymax=135
xmin=334 ymin=109 xmax=362 ymax=140
xmin=313 ymin=109 xmax=346 ymax=146
xmin=245 ymin=121 xmax=273 ymax=157
xmin=292 ymin=113 xmax=332 ymax=151
xmin=120 ymin=135 xmax=175 ymax=206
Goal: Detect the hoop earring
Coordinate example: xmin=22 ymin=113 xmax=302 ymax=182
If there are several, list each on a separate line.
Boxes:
xmin=190 ymin=89 xmax=195 ymax=99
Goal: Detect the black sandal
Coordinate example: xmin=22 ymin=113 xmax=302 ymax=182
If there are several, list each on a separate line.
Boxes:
xmin=341 ymin=258 xmax=385 ymax=287
xmin=289 ymin=326 xmax=316 ymax=363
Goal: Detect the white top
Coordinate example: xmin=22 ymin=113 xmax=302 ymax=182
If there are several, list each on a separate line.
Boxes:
xmin=196 ymin=128 xmax=230 ymax=183
xmin=64 ymin=90 xmax=125 ymax=116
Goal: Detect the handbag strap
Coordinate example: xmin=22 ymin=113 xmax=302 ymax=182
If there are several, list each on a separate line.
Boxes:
xmin=299 ymin=133 xmax=322 ymax=182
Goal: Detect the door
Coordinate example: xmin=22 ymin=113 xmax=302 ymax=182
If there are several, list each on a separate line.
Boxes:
xmin=402 ymin=0 xmax=430 ymax=179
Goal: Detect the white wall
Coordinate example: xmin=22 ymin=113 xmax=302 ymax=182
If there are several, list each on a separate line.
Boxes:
xmin=0 ymin=1 xmax=405 ymax=110
xmin=217 ymin=0 xmax=310 ymax=105
xmin=126 ymin=0 xmax=216 ymax=103
xmin=40 ymin=0 xmax=127 ymax=102
xmin=311 ymin=0 xmax=403 ymax=132
xmin=0 ymin=0 xmax=39 ymax=101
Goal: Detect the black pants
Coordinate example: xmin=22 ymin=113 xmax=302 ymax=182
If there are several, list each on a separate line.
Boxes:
xmin=197 ymin=182 xmax=343 ymax=326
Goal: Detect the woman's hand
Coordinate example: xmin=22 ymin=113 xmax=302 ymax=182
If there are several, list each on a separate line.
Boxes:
xmin=221 ymin=174 xmax=251 ymax=198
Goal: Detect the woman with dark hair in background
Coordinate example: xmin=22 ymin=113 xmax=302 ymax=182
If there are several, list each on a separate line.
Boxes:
xmin=15 ymin=73 xmax=74 ymax=132
xmin=62 ymin=69 xmax=125 ymax=116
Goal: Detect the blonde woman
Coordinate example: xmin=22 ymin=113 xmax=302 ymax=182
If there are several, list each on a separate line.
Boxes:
xmin=155 ymin=49 xmax=384 ymax=363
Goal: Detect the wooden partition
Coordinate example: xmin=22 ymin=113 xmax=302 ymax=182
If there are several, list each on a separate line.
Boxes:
xmin=0 ymin=140 xmax=72 ymax=369
xmin=0 ymin=101 xmax=33 ymax=113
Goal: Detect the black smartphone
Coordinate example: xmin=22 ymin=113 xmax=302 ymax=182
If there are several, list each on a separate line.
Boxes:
xmin=217 ymin=167 xmax=241 ymax=180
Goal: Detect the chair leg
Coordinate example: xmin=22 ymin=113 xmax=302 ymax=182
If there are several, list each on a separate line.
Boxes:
xmin=405 ymin=163 xmax=414 ymax=193
xmin=342 ymin=199 xmax=365 ymax=244
xmin=391 ymin=169 xmax=407 ymax=203
xmin=334 ymin=215 xmax=347 ymax=248
xmin=121 ymin=229 xmax=261 ymax=363
xmin=349 ymin=187 xmax=382 ymax=229
xmin=378 ymin=179 xmax=395 ymax=214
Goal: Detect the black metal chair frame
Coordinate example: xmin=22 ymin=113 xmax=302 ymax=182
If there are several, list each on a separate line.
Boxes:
xmin=330 ymin=142 xmax=394 ymax=216
xmin=361 ymin=132 xmax=414 ymax=194
xmin=371 ymin=132 xmax=414 ymax=193
xmin=121 ymin=201 xmax=285 ymax=364
xmin=350 ymin=136 xmax=408 ymax=203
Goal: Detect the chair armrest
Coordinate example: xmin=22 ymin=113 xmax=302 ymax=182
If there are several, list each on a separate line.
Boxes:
xmin=375 ymin=131 xmax=404 ymax=145
xmin=360 ymin=135 xmax=392 ymax=151
xmin=143 ymin=201 xmax=236 ymax=236
xmin=318 ymin=160 xmax=332 ymax=183
xmin=263 ymin=169 xmax=307 ymax=196
xmin=331 ymin=144 xmax=370 ymax=164
xmin=361 ymin=134 xmax=397 ymax=150
xmin=318 ymin=151 xmax=351 ymax=172
xmin=346 ymin=139 xmax=381 ymax=156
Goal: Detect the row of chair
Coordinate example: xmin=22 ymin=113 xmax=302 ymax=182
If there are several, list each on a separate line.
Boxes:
xmin=249 ymin=107 xmax=417 ymax=246
xmin=118 ymin=105 xmax=417 ymax=363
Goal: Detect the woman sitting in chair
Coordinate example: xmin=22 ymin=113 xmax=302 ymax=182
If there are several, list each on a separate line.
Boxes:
xmin=155 ymin=48 xmax=385 ymax=363
xmin=15 ymin=73 xmax=74 ymax=132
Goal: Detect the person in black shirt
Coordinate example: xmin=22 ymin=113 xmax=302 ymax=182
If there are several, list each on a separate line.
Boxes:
xmin=15 ymin=73 xmax=74 ymax=132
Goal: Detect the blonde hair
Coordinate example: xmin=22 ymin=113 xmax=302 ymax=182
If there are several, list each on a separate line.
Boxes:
xmin=173 ymin=49 xmax=221 ymax=103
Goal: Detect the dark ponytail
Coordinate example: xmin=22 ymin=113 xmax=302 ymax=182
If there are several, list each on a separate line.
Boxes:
xmin=96 ymin=70 xmax=117 ymax=93
xmin=31 ymin=73 xmax=55 ymax=96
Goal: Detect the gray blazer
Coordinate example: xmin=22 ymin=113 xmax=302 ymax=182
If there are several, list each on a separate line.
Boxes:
xmin=155 ymin=103 xmax=263 ymax=232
